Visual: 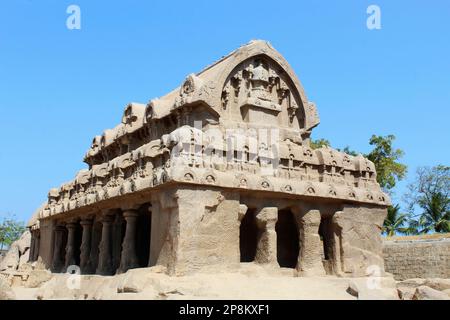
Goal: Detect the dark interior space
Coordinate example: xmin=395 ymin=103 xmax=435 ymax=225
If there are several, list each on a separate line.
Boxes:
xmin=240 ymin=208 xmax=258 ymax=262
xmin=112 ymin=213 xmax=125 ymax=272
xmin=276 ymin=209 xmax=299 ymax=268
xmin=73 ymin=223 xmax=82 ymax=266
xmin=89 ymin=221 xmax=102 ymax=273
xmin=318 ymin=215 xmax=335 ymax=275
xmin=137 ymin=203 xmax=152 ymax=267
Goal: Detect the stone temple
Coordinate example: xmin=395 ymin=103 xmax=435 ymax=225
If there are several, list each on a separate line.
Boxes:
xmin=27 ymin=40 xmax=390 ymax=278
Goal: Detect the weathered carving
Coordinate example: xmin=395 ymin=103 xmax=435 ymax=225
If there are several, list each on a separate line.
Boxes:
xmin=28 ymin=40 xmax=390 ymax=279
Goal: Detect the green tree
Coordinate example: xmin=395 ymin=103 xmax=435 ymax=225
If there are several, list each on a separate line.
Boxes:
xmin=0 ymin=215 xmax=26 ymax=250
xmin=311 ymin=135 xmax=407 ymax=192
xmin=404 ymin=165 xmax=450 ymax=234
xmin=310 ymin=138 xmax=330 ymax=149
xmin=310 ymin=139 xmax=357 ymax=155
xmin=340 ymin=146 xmax=358 ymax=156
xmin=366 ymin=135 xmax=407 ymax=192
xmin=383 ymin=204 xmax=410 ymax=236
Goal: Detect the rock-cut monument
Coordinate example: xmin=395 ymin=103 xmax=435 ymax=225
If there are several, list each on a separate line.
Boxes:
xmin=27 ymin=40 xmax=390 ymax=278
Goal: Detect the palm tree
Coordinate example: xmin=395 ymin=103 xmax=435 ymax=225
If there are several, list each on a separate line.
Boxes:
xmin=404 ymin=165 xmax=450 ymax=234
xmin=412 ymin=192 xmax=450 ymax=233
xmin=383 ymin=204 xmax=411 ymax=236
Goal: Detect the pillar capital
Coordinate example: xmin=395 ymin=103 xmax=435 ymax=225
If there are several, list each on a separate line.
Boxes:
xmin=120 ymin=203 xmax=141 ymax=212
xmin=299 ymin=209 xmax=321 ymax=226
xmin=255 ymin=207 xmax=278 ymax=227
xmin=80 ymin=216 xmax=94 ymax=226
xmin=65 ymin=219 xmax=79 ymax=228
xmin=55 ymin=224 xmax=66 ymax=231
xmin=238 ymin=204 xmax=248 ymax=222
xmin=122 ymin=209 xmax=139 ymax=218
xmin=99 ymin=211 xmax=115 ymax=223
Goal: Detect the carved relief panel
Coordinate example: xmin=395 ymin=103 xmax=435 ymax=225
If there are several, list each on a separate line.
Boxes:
xmin=221 ymin=56 xmax=303 ymax=129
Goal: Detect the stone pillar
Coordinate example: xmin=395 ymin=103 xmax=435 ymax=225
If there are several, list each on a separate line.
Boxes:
xmin=51 ymin=224 xmax=66 ymax=273
xmin=80 ymin=216 xmax=93 ymax=274
xmin=65 ymin=220 xmax=79 ymax=270
xmin=89 ymin=219 xmax=102 ymax=272
xmin=112 ymin=213 xmax=125 ymax=272
xmin=294 ymin=208 xmax=325 ymax=276
xmin=118 ymin=209 xmax=139 ymax=273
xmin=30 ymin=230 xmax=41 ymax=262
xmin=255 ymin=207 xmax=278 ymax=265
xmin=96 ymin=212 xmax=115 ymax=275
xmin=148 ymin=199 xmax=164 ymax=267
xmin=29 ymin=230 xmax=36 ymax=262
xmin=39 ymin=219 xmax=56 ymax=269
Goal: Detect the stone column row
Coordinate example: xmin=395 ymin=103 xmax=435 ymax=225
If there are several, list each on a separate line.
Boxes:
xmin=240 ymin=205 xmax=326 ymax=276
xmin=51 ymin=208 xmax=141 ymax=275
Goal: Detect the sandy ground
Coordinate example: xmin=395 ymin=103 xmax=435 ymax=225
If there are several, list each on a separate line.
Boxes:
xmin=11 ymin=275 xmax=355 ymax=300
xmin=10 ymin=287 xmax=39 ymax=300
xmin=8 ymin=265 xmax=400 ymax=300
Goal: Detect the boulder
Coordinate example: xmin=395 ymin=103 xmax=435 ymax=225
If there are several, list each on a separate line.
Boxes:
xmin=0 ymin=244 xmax=20 ymax=271
xmin=0 ymin=277 xmax=16 ymax=300
xmin=0 ymin=231 xmax=32 ymax=271
xmin=16 ymin=231 xmax=31 ymax=255
xmin=397 ymin=286 xmax=416 ymax=300
xmin=18 ymin=249 xmax=31 ymax=271
xmin=31 ymin=257 xmax=47 ymax=271
xmin=396 ymin=278 xmax=426 ymax=288
xmin=396 ymin=278 xmax=450 ymax=299
xmin=412 ymin=286 xmax=449 ymax=300
xmin=424 ymin=278 xmax=450 ymax=291
xmin=346 ymin=281 xmax=359 ymax=297
xmin=25 ymin=270 xmax=53 ymax=288
xmin=346 ymin=277 xmax=399 ymax=300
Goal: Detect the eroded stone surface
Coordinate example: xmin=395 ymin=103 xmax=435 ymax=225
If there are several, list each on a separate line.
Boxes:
xmin=32 ymin=267 xmax=362 ymax=300
xmin=396 ymin=278 xmax=450 ymax=300
xmin=0 ymin=277 xmax=16 ymax=300
xmin=412 ymin=286 xmax=449 ymax=300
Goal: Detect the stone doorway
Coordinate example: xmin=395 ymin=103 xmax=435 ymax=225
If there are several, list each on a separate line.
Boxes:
xmin=136 ymin=203 xmax=152 ymax=267
xmin=318 ymin=215 xmax=335 ymax=275
xmin=240 ymin=208 xmax=258 ymax=262
xmin=276 ymin=209 xmax=299 ymax=268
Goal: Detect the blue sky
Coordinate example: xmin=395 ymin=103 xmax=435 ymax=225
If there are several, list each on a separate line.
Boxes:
xmin=0 ymin=0 xmax=449 ymax=223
